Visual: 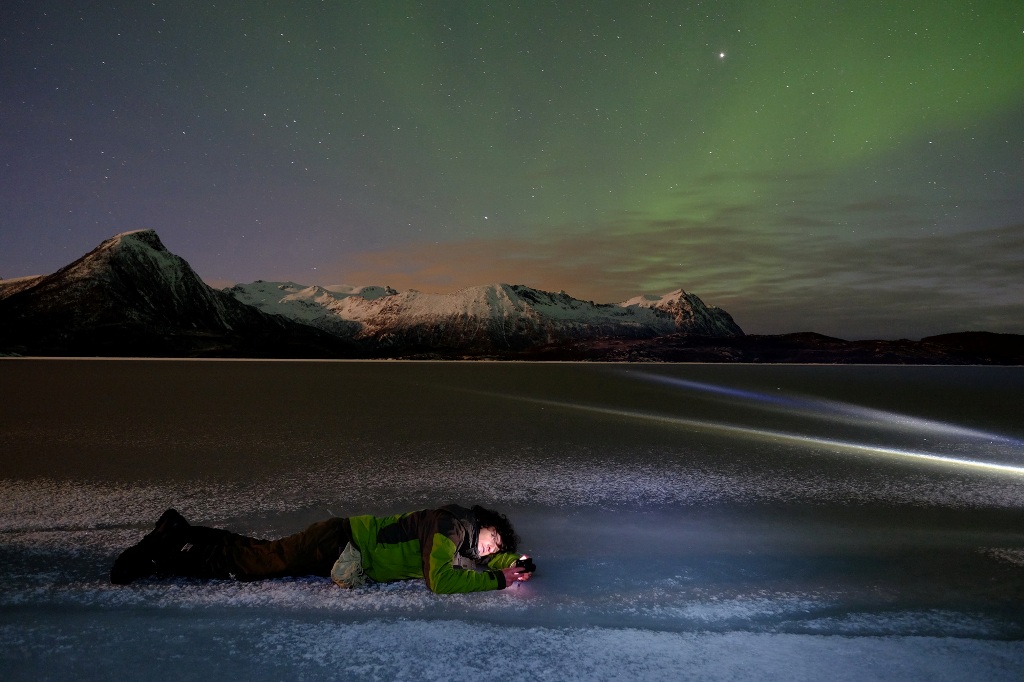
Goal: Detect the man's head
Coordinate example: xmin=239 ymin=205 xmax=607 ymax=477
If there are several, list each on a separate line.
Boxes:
xmin=476 ymin=526 xmax=502 ymax=557
xmin=472 ymin=505 xmax=519 ymax=556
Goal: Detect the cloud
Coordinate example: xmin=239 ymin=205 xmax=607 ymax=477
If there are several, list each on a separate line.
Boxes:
xmin=330 ymin=215 xmax=1023 ymax=339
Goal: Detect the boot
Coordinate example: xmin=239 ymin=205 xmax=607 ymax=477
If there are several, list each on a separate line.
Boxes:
xmin=109 ymin=508 xmax=191 ymax=584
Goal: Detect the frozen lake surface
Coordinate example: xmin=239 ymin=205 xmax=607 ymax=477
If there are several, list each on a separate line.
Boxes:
xmin=2 ymin=360 xmax=1023 ymax=680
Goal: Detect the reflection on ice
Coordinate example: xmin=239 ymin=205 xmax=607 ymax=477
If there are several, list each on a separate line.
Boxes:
xmin=473 ymin=390 xmax=1024 ymax=476
xmin=623 ymin=369 xmax=1023 ymax=446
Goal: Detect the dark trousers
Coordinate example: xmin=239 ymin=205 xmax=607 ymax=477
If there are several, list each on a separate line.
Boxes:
xmin=173 ymin=517 xmax=352 ymax=581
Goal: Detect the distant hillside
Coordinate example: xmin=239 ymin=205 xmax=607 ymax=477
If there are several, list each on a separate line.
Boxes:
xmin=513 ymin=331 xmax=1024 ymax=364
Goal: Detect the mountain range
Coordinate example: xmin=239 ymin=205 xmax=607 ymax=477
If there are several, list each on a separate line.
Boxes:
xmin=0 ymin=229 xmax=739 ymax=358
xmin=1 ymin=230 xmax=1021 ymax=363
xmin=225 ymin=278 xmax=742 ymax=352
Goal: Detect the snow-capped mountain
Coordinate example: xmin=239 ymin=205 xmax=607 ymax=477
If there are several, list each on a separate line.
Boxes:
xmin=225 ymin=280 xmax=743 ymax=351
xmin=0 ymin=228 xmax=741 ymax=357
xmin=3 ymin=230 xmax=1019 ymax=362
xmin=0 ymin=230 xmax=347 ymax=356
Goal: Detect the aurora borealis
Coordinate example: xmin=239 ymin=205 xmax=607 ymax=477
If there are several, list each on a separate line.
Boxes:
xmin=2 ymin=1 xmax=1022 ymax=338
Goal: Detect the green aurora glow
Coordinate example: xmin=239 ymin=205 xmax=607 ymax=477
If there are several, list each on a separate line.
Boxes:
xmin=1 ymin=1 xmax=1022 ymax=337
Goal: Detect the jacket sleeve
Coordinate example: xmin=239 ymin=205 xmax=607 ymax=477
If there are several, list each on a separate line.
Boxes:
xmin=425 ymin=533 xmax=506 ymax=593
xmin=484 ymin=552 xmax=520 ymax=570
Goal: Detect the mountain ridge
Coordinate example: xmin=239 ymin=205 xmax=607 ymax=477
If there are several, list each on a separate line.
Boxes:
xmin=224 ymin=278 xmax=742 ymax=351
xmin=1 ymin=229 xmax=1021 ymax=363
xmin=0 ymin=229 xmax=741 ymax=357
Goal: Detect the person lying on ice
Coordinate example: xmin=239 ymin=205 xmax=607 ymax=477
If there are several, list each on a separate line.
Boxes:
xmin=110 ymin=504 xmax=535 ymax=593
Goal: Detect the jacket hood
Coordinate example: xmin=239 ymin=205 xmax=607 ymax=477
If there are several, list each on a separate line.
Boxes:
xmin=440 ymin=504 xmax=482 ymax=559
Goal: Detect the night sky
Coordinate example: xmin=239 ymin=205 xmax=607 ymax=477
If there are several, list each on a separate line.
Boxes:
xmin=2 ymin=1 xmax=1022 ymax=339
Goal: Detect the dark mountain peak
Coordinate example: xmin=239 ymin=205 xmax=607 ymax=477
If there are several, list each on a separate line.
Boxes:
xmin=0 ymin=230 xmax=350 ymax=357
xmin=18 ymin=229 xmax=224 ymax=330
xmin=56 ymin=228 xmax=193 ymax=289
xmin=99 ymin=228 xmax=164 ymax=251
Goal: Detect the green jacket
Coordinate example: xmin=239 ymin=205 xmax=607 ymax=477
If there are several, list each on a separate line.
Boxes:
xmin=348 ymin=505 xmax=520 ymax=593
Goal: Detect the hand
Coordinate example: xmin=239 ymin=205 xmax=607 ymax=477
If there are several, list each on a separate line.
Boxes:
xmin=502 ymin=555 xmax=534 ymax=586
xmin=502 ymin=566 xmax=531 ymax=585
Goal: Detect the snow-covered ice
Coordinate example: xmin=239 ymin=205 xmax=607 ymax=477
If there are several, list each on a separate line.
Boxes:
xmin=1 ymin=360 xmax=1022 ymax=680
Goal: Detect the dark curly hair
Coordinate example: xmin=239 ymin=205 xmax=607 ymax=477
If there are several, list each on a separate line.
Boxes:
xmin=472 ymin=505 xmax=520 ymax=555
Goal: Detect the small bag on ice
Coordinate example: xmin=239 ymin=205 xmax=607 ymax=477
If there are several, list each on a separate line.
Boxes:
xmin=330 ymin=542 xmax=367 ymax=588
